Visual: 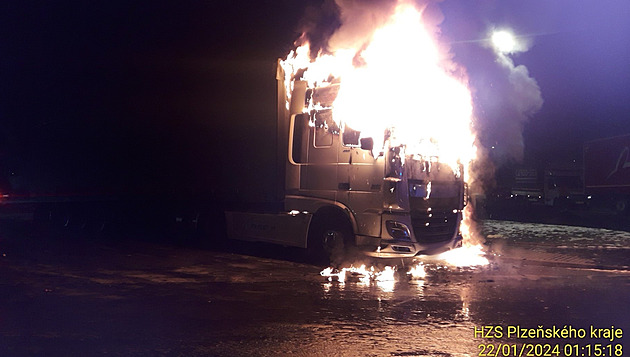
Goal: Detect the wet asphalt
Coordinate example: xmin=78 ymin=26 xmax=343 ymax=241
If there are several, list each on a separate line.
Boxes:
xmin=0 ymin=220 xmax=629 ymax=356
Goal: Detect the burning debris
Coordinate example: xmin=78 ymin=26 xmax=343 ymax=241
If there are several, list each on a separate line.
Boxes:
xmin=319 ymin=251 xmax=489 ymax=288
xmin=320 ymin=265 xmax=397 ymax=284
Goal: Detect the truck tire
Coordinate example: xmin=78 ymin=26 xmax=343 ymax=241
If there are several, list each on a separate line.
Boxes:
xmin=307 ymin=213 xmax=353 ymax=266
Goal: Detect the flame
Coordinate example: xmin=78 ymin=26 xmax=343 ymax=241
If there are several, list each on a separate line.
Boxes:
xmin=320 ymin=263 xmax=426 ymax=284
xmin=376 ymin=265 xmax=396 ymax=282
xmin=281 ymin=1 xmax=476 ymax=171
xmin=320 ymin=264 xmax=396 ymax=285
xmin=407 ymin=262 xmax=427 ymax=279
xmin=435 ymin=243 xmax=489 ymax=267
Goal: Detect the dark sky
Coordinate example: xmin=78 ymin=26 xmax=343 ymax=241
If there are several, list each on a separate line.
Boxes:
xmin=3 ymin=0 xmax=310 ymax=197
xmin=3 ymin=0 xmax=630 ymax=196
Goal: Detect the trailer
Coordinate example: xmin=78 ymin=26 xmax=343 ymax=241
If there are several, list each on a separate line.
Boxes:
xmin=583 ymin=134 xmax=630 ymax=214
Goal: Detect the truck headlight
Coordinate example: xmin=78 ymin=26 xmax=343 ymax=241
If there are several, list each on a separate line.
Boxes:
xmin=386 ymin=220 xmax=411 ymax=240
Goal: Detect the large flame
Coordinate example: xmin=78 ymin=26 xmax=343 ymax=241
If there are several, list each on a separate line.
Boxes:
xmin=281 ymin=1 xmax=476 ymax=170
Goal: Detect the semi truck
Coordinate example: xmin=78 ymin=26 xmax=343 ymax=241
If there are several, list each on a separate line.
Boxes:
xmin=509 ymin=165 xmax=584 ymax=207
xmin=584 ymin=134 xmax=630 ymax=214
xmin=225 ymin=61 xmax=465 ymax=263
xmin=2 ymin=58 xmax=465 ymax=263
xmin=510 ymin=167 xmax=543 ymax=202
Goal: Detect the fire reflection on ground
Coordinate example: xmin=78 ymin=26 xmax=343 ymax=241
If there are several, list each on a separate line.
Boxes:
xmin=320 ymin=243 xmax=489 ymax=293
xmin=320 ymin=245 xmax=490 ymax=302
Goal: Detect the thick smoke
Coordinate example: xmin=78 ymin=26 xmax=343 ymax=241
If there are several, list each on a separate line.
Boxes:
xmin=296 ymin=0 xmax=342 ymax=56
xmin=466 ymin=31 xmax=544 ymax=203
xmin=298 ymin=0 xmax=448 ymax=58
xmin=490 ymin=36 xmax=544 ymax=162
xmin=297 ymin=0 xmax=398 ymax=55
xmin=326 ymin=0 xmax=398 ymax=51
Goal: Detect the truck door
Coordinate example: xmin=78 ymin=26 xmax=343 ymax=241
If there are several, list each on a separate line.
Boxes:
xmin=347 ymin=135 xmax=384 ymax=238
xmin=288 ymin=111 xmax=346 ymax=199
xmin=302 ymin=110 xmax=340 ymax=193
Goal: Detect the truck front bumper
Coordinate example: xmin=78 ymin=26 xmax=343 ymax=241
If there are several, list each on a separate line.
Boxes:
xmin=362 ymin=234 xmax=463 ymax=258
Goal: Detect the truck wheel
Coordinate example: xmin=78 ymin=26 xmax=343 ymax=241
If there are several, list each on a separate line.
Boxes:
xmin=307 ymin=215 xmax=353 ymax=266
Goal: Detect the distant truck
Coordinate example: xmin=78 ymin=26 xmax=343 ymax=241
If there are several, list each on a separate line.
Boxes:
xmin=543 ymin=165 xmax=585 ymax=207
xmin=510 ymin=167 xmax=544 ymax=202
xmin=509 ymin=165 xmax=584 ymax=207
xmin=583 ymin=134 xmax=630 ymax=214
xmin=225 ymin=61 xmax=465 ymax=263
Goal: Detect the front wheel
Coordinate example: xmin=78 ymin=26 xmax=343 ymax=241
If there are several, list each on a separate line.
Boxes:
xmin=307 ymin=216 xmax=353 ymax=266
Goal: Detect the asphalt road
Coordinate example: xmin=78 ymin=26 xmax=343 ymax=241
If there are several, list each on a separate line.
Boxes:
xmin=1 ymin=220 xmax=629 ymax=356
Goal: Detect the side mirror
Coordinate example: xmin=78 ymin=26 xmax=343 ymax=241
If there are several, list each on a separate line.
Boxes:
xmin=360 ymin=137 xmax=374 ymax=152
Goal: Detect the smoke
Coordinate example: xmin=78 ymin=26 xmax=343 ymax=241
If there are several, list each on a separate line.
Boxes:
xmin=502 ymin=57 xmax=544 ymax=118
xmin=296 ymin=0 xmax=342 ymax=56
xmin=459 ymin=28 xmax=544 ymax=213
xmin=326 ymin=0 xmax=398 ymax=51
xmin=489 ymin=32 xmax=544 ymax=162
xmin=298 ymin=0 xmax=450 ymax=57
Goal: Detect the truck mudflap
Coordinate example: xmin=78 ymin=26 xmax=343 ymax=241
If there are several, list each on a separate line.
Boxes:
xmin=362 ymin=233 xmax=463 ymax=258
xmin=225 ymin=211 xmax=312 ymax=248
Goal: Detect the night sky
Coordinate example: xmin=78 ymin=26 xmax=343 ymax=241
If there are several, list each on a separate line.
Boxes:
xmin=3 ymin=0 xmax=630 ymax=198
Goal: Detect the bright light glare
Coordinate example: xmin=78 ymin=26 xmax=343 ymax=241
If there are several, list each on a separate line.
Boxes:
xmin=492 ymin=30 xmax=516 ymax=53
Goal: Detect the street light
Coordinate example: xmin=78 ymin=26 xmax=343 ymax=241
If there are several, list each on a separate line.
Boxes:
xmin=491 ymin=30 xmax=516 ymax=54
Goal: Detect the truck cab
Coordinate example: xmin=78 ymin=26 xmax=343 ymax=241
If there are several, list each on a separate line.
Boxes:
xmin=225 ymin=62 xmax=464 ymax=263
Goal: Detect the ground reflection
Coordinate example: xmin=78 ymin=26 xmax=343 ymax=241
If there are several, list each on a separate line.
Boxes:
xmin=318 ymin=263 xmax=479 ymax=323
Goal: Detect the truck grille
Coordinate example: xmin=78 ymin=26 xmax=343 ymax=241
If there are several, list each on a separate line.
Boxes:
xmin=410 ymin=210 xmax=458 ymax=243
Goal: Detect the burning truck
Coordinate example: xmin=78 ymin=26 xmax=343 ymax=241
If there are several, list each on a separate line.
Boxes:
xmin=226 ymin=2 xmax=477 ymax=264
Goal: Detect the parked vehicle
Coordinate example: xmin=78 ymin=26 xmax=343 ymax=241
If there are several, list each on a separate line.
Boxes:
xmin=584 ymin=134 xmax=630 ymax=214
